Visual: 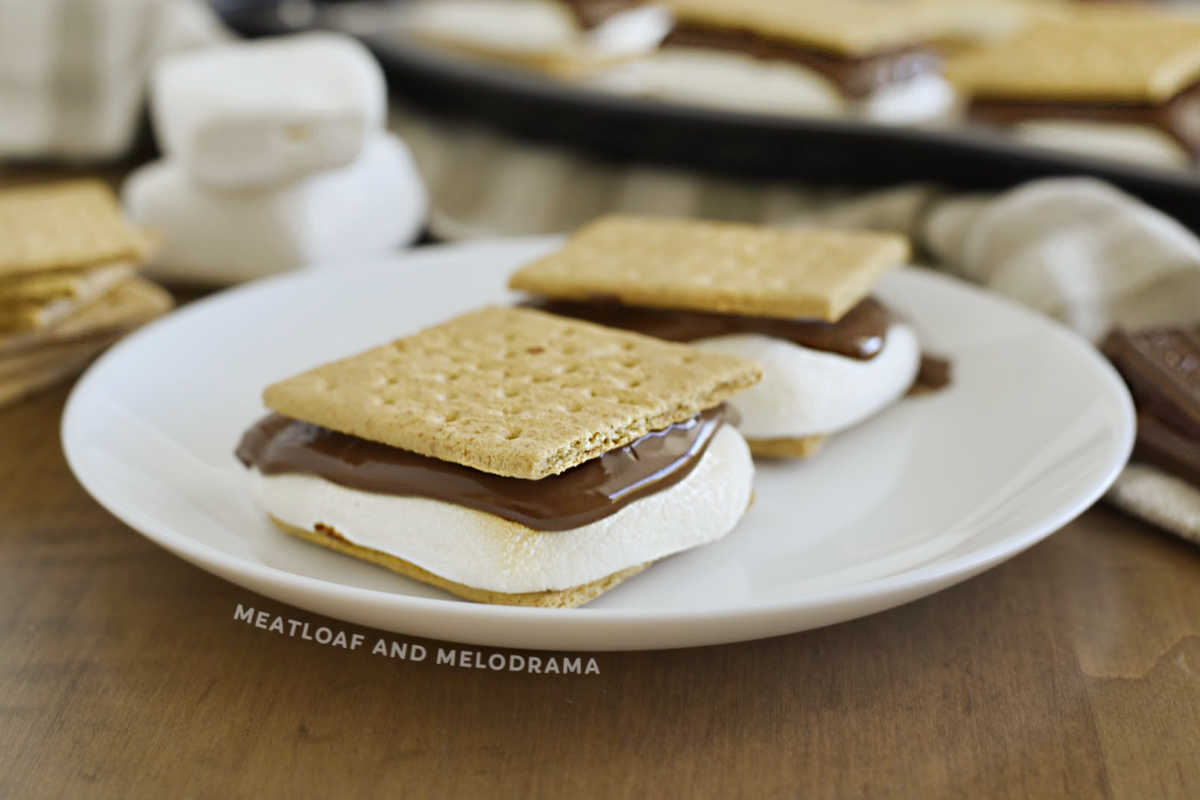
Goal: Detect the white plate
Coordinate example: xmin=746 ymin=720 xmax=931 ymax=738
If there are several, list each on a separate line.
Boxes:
xmin=63 ymin=239 xmax=1134 ymax=651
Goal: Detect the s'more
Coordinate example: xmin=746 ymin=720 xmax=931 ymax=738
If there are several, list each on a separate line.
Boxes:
xmin=948 ymin=14 xmax=1200 ymax=167
xmin=573 ymin=0 xmax=976 ymax=123
xmin=237 ymin=306 xmax=761 ymax=607
xmin=510 ymin=216 xmax=937 ymax=459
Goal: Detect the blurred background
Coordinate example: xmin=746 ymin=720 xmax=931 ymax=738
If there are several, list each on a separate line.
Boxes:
xmin=10 ymin=0 xmax=1200 ymax=253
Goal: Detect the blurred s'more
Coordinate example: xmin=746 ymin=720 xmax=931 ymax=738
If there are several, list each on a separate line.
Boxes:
xmin=949 ymin=12 xmax=1200 ymax=168
xmin=568 ymin=0 xmax=1027 ymax=124
xmin=0 ymin=181 xmax=173 ymax=409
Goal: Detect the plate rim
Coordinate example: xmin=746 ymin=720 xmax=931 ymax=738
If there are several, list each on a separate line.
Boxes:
xmin=61 ymin=238 xmax=1136 ymax=645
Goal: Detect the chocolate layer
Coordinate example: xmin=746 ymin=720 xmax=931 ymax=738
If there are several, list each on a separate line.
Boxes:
xmin=663 ymin=24 xmax=941 ymax=98
xmin=526 ymin=297 xmax=892 ymax=359
xmin=970 ymin=80 xmax=1200 ymax=158
xmin=237 ymin=407 xmax=728 ymax=532
xmin=1103 ymin=326 xmax=1200 ymax=487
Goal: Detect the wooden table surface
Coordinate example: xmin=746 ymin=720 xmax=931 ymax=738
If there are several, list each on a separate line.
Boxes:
xmin=1 ymin=379 xmax=1198 ymax=799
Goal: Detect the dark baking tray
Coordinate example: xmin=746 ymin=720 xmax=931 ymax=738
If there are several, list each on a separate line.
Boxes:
xmin=218 ymin=0 xmax=1200 ymax=230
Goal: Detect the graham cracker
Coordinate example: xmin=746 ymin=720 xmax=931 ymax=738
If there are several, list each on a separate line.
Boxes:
xmin=263 ymin=306 xmax=761 ymax=480
xmin=0 ymin=262 xmax=134 ymax=307
xmin=0 ymin=181 xmax=152 ymax=278
xmin=746 ymin=434 xmax=826 ymax=459
xmin=412 ymin=33 xmax=584 ymax=77
xmin=0 ymin=278 xmax=173 ymax=356
xmin=947 ymin=18 xmax=1200 ymax=103
xmin=0 ymin=297 xmax=80 ymax=334
xmin=274 ymin=517 xmax=648 ymax=608
xmin=663 ymin=0 xmax=985 ymax=57
xmin=509 ymin=216 xmax=908 ymax=322
xmin=0 ymin=336 xmax=116 ymax=383
xmin=0 ymin=348 xmax=100 ymax=410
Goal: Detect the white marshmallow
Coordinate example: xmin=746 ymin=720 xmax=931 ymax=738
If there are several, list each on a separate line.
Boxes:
xmin=855 ymin=73 xmax=958 ymax=126
xmin=693 ymin=324 xmax=921 ymax=439
xmin=151 ymin=32 xmax=386 ymax=189
xmin=585 ymin=5 xmax=674 ymax=60
xmin=581 ymin=49 xmax=956 ymax=124
xmin=123 ymin=133 xmax=427 ymax=283
xmin=256 ymin=424 xmax=754 ymax=594
xmin=1010 ymin=120 xmax=1190 ymax=170
xmin=582 ymin=48 xmax=846 ymax=117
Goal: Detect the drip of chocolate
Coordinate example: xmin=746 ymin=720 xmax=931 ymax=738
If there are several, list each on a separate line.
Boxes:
xmin=526 ymin=296 xmax=892 ymax=359
xmin=969 ymin=81 xmax=1200 ymax=158
xmin=662 ymin=24 xmax=941 ymax=98
xmin=908 ymin=354 xmax=952 ymax=395
xmin=1102 ymin=326 xmax=1200 ymax=488
xmin=237 ymin=407 xmax=729 ymax=532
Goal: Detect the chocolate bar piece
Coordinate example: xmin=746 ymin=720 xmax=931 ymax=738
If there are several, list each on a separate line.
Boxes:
xmin=1102 ymin=326 xmax=1200 ymax=487
xmin=1134 ymin=412 xmax=1200 ymax=489
xmin=1103 ymin=327 xmax=1200 ymax=440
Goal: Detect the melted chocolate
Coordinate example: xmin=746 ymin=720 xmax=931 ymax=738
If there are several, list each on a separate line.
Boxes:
xmin=662 ymin=23 xmax=941 ymax=98
xmin=526 ymin=297 xmax=892 ymax=360
xmin=908 ymin=354 xmax=953 ymax=395
xmin=970 ymin=80 xmax=1200 ymax=158
xmin=236 ymin=407 xmax=728 ymax=532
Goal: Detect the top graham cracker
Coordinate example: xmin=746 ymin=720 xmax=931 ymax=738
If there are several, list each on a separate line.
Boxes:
xmin=509 ymin=216 xmax=909 ymax=322
xmin=0 ymin=181 xmax=151 ymax=277
xmin=948 ymin=18 xmax=1200 ymax=103
xmin=663 ymin=0 xmax=980 ymax=57
xmin=262 ymin=306 xmax=762 ymax=480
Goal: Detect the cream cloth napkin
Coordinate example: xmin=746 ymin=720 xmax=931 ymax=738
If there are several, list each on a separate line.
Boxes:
xmin=390 ymin=111 xmax=1200 ymax=544
xmin=0 ymin=0 xmax=227 ymax=161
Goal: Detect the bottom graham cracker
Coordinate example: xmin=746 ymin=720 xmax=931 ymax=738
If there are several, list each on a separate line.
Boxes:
xmin=270 ymin=516 xmax=650 ymax=609
xmin=746 ymin=434 xmax=827 ymax=459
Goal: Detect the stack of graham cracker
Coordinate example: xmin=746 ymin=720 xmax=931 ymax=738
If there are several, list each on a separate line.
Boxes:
xmin=0 ymin=180 xmax=173 ymax=409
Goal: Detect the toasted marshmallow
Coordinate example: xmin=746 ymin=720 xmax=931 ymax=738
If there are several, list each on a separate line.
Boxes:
xmin=255 ymin=424 xmax=754 ymax=594
xmin=693 ymin=323 xmax=921 ymax=439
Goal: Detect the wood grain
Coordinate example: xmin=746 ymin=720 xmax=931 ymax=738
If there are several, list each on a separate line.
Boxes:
xmin=1 ymin=383 xmax=1198 ymax=799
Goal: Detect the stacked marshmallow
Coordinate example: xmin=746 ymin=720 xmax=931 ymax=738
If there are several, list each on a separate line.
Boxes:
xmin=124 ymin=33 xmax=426 ymax=284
